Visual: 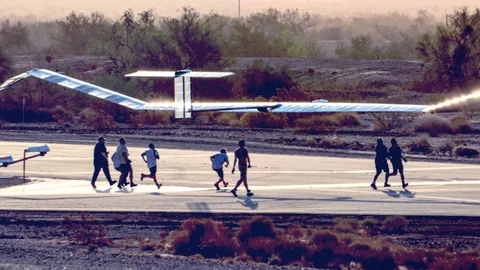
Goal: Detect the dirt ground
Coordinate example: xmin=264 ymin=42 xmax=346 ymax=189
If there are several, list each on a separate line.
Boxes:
xmin=0 ymin=211 xmax=479 ymax=269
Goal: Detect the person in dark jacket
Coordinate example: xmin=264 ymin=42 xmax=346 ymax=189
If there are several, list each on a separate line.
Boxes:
xmin=388 ymin=138 xmax=409 ymax=189
xmin=371 ymin=138 xmax=390 ymax=190
xmin=91 ymin=136 xmax=116 ymax=189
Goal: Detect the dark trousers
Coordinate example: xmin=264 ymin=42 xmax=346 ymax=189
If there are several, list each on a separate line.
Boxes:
xmin=92 ymin=163 xmax=113 ymax=184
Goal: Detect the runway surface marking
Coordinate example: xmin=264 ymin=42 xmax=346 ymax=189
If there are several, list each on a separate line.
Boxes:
xmin=2 ymin=166 xmax=478 ymax=176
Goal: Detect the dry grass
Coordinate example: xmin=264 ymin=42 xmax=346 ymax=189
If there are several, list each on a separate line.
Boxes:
xmin=62 ymin=214 xmax=112 ymax=250
xmin=164 ymin=216 xmax=480 ymax=269
xmin=407 ymin=137 xmax=433 ymax=154
xmin=240 ymin=113 xmax=288 ymax=129
xmin=413 ymin=114 xmax=453 ymax=136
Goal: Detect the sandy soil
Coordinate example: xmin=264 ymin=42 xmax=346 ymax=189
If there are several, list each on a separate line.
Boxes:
xmin=0 ymin=211 xmax=479 ymax=269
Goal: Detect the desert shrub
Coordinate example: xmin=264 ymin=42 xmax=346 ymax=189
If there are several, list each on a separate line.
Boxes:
xmin=236 ymin=217 xmax=277 ymax=245
xmin=139 ymin=238 xmax=157 ymax=251
xmin=0 ymin=120 xmax=5 ymax=129
xmin=62 ymin=214 xmax=112 ymax=248
xmin=319 ymin=137 xmax=346 ymax=149
xmin=334 ymin=113 xmax=363 ymax=126
xmin=362 ymin=217 xmax=380 ymax=230
xmin=439 ymin=141 xmax=455 ymax=156
xmin=240 ymin=113 xmax=287 ymax=129
xmin=49 ymin=105 xmax=75 ymax=123
xmin=451 ymin=116 xmax=474 ymax=134
xmin=407 ymin=137 xmax=433 ymax=154
xmin=454 ymin=146 xmax=480 ymax=158
xmin=215 ymin=113 xmax=240 ymax=125
xmin=80 ymin=108 xmax=118 ymax=130
xmin=381 ymin=216 xmax=408 ymax=233
xmin=293 ymin=115 xmax=338 ymax=134
xmin=306 ymin=138 xmax=317 ymax=147
xmin=274 ymin=238 xmax=309 ymax=265
xmin=370 ymin=113 xmax=407 ymax=131
xmin=129 ymin=111 xmax=171 ymax=128
xmin=333 ymin=217 xmax=359 ymax=233
xmin=167 ymin=218 xmax=235 ymax=258
xmin=413 ymin=114 xmax=453 ymax=136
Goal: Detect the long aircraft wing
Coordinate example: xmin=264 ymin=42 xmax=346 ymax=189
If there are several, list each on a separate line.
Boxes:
xmin=0 ymin=69 xmax=430 ymax=115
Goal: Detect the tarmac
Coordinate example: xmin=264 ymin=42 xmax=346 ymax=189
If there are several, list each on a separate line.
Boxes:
xmin=1 ymin=141 xmax=480 ymax=216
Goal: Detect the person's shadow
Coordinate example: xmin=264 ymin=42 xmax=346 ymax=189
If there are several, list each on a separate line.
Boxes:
xmin=115 ymin=188 xmax=134 ymax=194
xmin=95 ymin=187 xmax=112 ymax=194
xmin=399 ymin=189 xmax=416 ymax=198
xmin=382 ymin=189 xmax=401 ymax=198
xmin=238 ymin=197 xmax=259 ymax=210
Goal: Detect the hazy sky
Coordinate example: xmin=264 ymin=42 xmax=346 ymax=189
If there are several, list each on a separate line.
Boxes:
xmin=1 ymin=0 xmax=479 ymax=19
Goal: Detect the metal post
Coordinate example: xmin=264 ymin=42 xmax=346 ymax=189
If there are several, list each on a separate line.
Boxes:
xmin=22 ymin=98 xmax=25 ymax=123
xmin=23 ymin=150 xmax=26 ymax=183
xmin=238 ymin=0 xmax=241 ymax=17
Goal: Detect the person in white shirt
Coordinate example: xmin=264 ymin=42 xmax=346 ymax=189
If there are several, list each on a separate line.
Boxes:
xmin=210 ymin=149 xmax=229 ymax=190
xmin=116 ymin=138 xmax=137 ymax=188
xmin=141 ymin=143 xmax=162 ymax=190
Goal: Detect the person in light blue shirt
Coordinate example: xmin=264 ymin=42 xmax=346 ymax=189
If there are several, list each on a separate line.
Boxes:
xmin=140 ymin=143 xmax=162 ymax=190
xmin=210 ymin=149 xmax=229 ymax=190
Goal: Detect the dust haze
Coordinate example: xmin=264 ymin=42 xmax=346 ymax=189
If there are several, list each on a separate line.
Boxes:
xmin=1 ymin=0 xmax=479 ymax=19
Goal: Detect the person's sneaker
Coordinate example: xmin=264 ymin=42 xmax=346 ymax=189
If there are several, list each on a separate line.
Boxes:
xmin=384 ymin=183 xmax=391 ymax=187
xmin=370 ymin=183 xmax=377 ymax=190
xmin=91 ymin=182 xmax=96 ymax=189
xmin=231 ymin=189 xmax=238 ymax=197
xmin=140 ymin=174 xmax=145 ymax=181
xmin=157 ymin=183 xmax=162 ymax=190
xmin=247 ymin=191 xmax=254 ymax=197
xmin=130 ymin=183 xmax=138 ymax=188
xmin=403 ymin=183 xmax=409 ymax=189
xmin=109 ymin=180 xmax=117 ymax=186
xmin=214 ymin=183 xmax=220 ymax=190
xmin=224 ymin=182 xmax=229 ymax=188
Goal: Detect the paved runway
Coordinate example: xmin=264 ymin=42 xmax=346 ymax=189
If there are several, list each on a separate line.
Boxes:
xmin=1 ymin=141 xmax=480 ymax=216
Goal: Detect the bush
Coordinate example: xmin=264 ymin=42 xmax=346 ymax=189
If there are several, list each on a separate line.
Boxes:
xmin=414 ymin=115 xmax=453 ymax=136
xmin=80 ymin=108 xmax=118 ymax=130
xmin=236 ymin=217 xmax=277 ymax=245
xmin=370 ymin=113 xmax=407 ymax=131
xmin=439 ymin=141 xmax=455 ymax=156
xmin=167 ymin=218 xmax=235 ymax=258
xmin=454 ymin=146 xmax=480 ymax=158
xmin=451 ymin=116 xmax=473 ymax=134
xmin=240 ymin=113 xmax=287 ymax=129
xmin=407 ymin=137 xmax=433 ymax=154
xmin=129 ymin=111 xmax=171 ymax=128
xmin=381 ymin=216 xmax=408 ymax=233
xmin=49 ymin=105 xmax=75 ymax=123
xmin=335 ymin=113 xmax=362 ymax=127
xmin=62 ymin=214 xmax=112 ymax=248
xmin=319 ymin=137 xmax=346 ymax=149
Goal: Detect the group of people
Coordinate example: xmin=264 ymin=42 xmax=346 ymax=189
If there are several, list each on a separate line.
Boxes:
xmin=91 ymin=137 xmax=161 ymax=190
xmin=91 ymin=137 xmax=254 ymax=197
xmin=371 ymin=138 xmax=409 ymax=190
xmin=92 ymin=136 xmax=409 ymax=196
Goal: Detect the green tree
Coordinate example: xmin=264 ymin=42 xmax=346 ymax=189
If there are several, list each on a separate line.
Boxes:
xmin=416 ymin=8 xmax=480 ymax=89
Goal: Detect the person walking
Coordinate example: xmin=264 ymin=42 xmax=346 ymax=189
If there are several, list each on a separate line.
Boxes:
xmin=388 ymin=138 xmax=409 ymax=189
xmin=211 ymin=148 xmax=229 ymax=190
xmin=116 ymin=138 xmax=137 ymax=188
xmin=231 ymin=140 xmax=253 ymax=197
xmin=91 ymin=136 xmax=116 ymax=189
xmin=371 ymin=138 xmax=390 ymax=190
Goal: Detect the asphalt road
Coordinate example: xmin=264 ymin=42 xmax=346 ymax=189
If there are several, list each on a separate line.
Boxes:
xmin=1 ymin=141 xmax=480 ymax=216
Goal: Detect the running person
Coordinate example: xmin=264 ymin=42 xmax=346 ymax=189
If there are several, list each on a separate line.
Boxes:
xmin=116 ymin=138 xmax=137 ymax=188
xmin=211 ymin=149 xmax=229 ymax=190
xmin=371 ymin=138 xmax=390 ymax=190
xmin=140 ymin=143 xmax=162 ymax=190
xmin=231 ymin=140 xmax=253 ymax=197
xmin=91 ymin=136 xmax=116 ymax=188
xmin=388 ymin=138 xmax=409 ymax=188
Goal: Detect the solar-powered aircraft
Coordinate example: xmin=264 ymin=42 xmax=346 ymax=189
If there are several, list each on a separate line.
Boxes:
xmin=1 ymin=68 xmax=431 ymax=118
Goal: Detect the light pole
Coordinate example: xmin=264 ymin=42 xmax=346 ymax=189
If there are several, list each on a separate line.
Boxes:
xmin=238 ymin=0 xmax=240 ymax=17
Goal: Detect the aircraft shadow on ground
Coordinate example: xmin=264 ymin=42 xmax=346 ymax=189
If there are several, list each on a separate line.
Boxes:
xmin=186 ymin=202 xmax=210 ymax=212
xmin=167 ymin=194 xmax=480 ymax=207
